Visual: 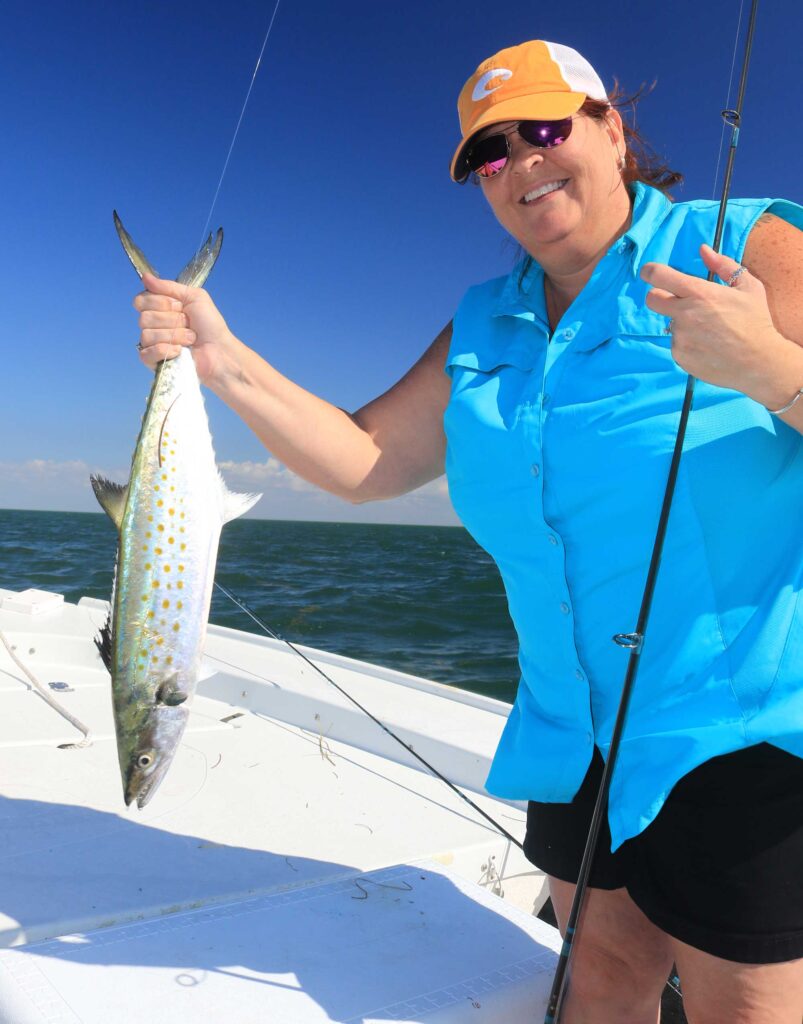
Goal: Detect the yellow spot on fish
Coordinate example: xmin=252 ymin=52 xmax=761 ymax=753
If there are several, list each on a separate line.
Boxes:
xmin=155 ymin=547 xmax=163 ymax=555
xmin=157 ymin=499 xmax=163 ymax=508
xmin=144 ymin=562 xmax=152 ymax=570
xmin=176 ymin=601 xmax=183 ymax=610
xmin=157 ymin=524 xmax=164 ymax=532
xmin=170 ymin=486 xmax=175 ymax=493
xmin=178 ymin=564 xmax=184 ymax=572
xmin=164 ymin=432 xmax=169 ymax=438
xmin=180 ymin=512 xmax=185 ymax=519
xmin=147 ymin=611 xmax=154 ymax=619
xmin=168 ymin=537 xmax=175 ymax=544
xmin=142 ymin=545 xmax=148 ymax=551
xmin=168 ymin=508 xmax=175 ymax=516
xmin=166 ymin=656 xmax=173 ymax=665
xmin=141 ymin=595 xmax=147 ymax=602
xmin=146 ymin=531 xmax=152 ymax=538
xmin=177 ymin=581 xmax=184 ymax=590
xmin=162 ymin=599 xmax=170 ymax=609
xmin=162 ymin=474 xmax=167 ymax=481
xmin=152 ymin=580 xmax=159 ymax=588
xmin=170 ymin=450 xmax=175 ymax=455
xmin=154 ymin=485 xmax=160 ymax=492
xmin=147 ymin=515 xmax=153 ymax=522
xmin=180 ymin=543 xmax=186 ymax=551
xmin=156 ymin=636 xmax=164 ymax=646
xmin=140 ymin=649 xmax=148 ymax=658
xmin=164 ymin=565 xmax=171 ymax=573
xmin=167 ymin=583 xmax=172 ymax=590
xmin=152 ymin=655 xmax=159 ymax=664
xmin=172 ymin=623 xmax=180 ymax=632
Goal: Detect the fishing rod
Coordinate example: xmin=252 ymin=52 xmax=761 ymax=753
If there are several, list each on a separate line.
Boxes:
xmin=544 ymin=2 xmax=760 ymax=1021
xmin=214 ymin=580 xmax=525 ymax=850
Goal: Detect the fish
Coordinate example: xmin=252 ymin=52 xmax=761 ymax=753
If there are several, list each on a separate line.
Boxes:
xmin=91 ymin=213 xmax=261 ymax=808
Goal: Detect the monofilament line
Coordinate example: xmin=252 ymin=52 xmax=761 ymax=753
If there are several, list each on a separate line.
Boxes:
xmin=712 ymin=0 xmax=745 ymax=198
xmin=213 ymin=580 xmax=525 ymax=851
xmin=198 ymin=0 xmax=282 ymax=247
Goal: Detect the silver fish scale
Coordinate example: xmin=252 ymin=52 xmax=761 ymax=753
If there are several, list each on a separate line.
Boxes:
xmin=115 ymin=350 xmax=221 ymax=705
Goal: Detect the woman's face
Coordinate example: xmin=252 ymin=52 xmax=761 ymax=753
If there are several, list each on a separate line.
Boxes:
xmin=476 ymin=110 xmax=629 ymax=261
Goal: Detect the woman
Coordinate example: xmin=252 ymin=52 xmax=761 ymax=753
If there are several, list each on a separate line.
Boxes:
xmin=134 ymin=40 xmax=803 ymax=1024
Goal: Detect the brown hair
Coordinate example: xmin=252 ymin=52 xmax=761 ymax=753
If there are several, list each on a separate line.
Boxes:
xmin=582 ymin=80 xmax=683 ymax=197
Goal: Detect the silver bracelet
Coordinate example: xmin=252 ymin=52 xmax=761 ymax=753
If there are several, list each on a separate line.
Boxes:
xmin=767 ymin=387 xmax=803 ymax=416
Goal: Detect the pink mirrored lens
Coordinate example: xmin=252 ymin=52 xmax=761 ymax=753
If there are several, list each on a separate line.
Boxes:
xmin=476 ymin=157 xmax=508 ymax=178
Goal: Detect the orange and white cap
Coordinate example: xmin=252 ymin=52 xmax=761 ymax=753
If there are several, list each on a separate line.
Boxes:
xmin=450 ymin=40 xmax=609 ymax=181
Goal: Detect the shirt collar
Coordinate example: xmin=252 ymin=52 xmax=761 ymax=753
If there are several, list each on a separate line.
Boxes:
xmin=492 ymin=183 xmax=673 ymax=318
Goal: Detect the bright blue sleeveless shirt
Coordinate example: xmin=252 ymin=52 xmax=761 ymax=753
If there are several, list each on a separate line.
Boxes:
xmin=445 ymin=182 xmax=803 ymax=850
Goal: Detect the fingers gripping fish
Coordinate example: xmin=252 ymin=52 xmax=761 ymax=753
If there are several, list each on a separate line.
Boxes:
xmin=91 ymin=214 xmax=261 ymax=808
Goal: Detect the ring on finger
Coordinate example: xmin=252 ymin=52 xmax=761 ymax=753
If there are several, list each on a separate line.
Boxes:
xmin=727 ymin=266 xmax=745 ymax=287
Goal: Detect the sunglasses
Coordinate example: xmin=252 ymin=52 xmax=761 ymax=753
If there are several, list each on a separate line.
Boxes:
xmin=464 ymin=118 xmax=574 ymax=180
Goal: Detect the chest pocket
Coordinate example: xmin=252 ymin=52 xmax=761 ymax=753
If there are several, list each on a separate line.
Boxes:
xmin=444 ymin=341 xmax=543 ymax=555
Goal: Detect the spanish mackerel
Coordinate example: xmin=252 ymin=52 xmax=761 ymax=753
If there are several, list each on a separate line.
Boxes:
xmin=91 ymin=214 xmax=260 ymax=808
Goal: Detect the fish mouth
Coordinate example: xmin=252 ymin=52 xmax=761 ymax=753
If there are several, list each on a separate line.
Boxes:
xmin=124 ymin=752 xmax=176 ymax=808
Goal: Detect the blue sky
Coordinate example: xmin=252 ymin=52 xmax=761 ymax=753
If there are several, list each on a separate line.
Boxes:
xmin=2 ymin=0 xmax=800 ymax=524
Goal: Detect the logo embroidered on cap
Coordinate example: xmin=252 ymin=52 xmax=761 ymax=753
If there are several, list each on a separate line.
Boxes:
xmin=471 ymin=68 xmax=513 ymax=102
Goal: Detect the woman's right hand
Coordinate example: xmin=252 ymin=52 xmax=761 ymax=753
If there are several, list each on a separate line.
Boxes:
xmin=133 ymin=273 xmax=235 ymax=385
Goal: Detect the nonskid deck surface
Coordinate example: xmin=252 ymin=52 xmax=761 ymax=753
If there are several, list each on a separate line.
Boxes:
xmin=0 ymin=588 xmax=558 ymax=1022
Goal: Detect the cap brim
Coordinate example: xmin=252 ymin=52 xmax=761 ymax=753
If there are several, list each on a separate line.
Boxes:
xmin=449 ymin=92 xmax=587 ymax=181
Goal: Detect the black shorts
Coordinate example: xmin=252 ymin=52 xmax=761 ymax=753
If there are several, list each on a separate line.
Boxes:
xmin=523 ymin=743 xmax=803 ymax=964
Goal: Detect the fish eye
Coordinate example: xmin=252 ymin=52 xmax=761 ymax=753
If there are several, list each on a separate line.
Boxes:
xmin=137 ymin=752 xmax=154 ymax=769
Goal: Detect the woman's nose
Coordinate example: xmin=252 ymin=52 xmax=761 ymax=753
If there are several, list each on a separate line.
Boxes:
xmin=508 ymin=134 xmax=544 ymax=174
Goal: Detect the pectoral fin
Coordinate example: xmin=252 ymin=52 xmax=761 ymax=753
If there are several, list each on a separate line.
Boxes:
xmin=90 ymin=475 xmax=128 ymax=531
xmin=156 ymin=675 xmax=189 ymax=707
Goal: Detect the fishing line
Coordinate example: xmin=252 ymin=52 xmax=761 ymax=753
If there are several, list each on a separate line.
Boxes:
xmin=197 ymin=0 xmax=282 ymax=248
xmin=213 ymin=580 xmax=525 ymax=851
xmin=545 ymin=3 xmax=760 ymax=1021
xmin=711 ymin=0 xmax=745 ymax=198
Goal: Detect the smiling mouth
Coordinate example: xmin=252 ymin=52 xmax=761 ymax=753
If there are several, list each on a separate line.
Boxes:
xmin=521 ymin=179 xmax=569 ymax=204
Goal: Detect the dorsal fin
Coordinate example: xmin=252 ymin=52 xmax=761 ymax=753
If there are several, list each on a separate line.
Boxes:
xmin=90 ymin=475 xmax=128 ymax=531
xmin=95 ymin=606 xmax=113 ymax=674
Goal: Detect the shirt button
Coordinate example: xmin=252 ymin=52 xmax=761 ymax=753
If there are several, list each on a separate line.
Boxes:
xmin=560 ymin=602 xmax=570 ymax=615
xmin=548 ymin=534 xmax=558 ymax=546
xmin=563 ymin=328 xmax=575 ymax=341
xmin=575 ymin=669 xmax=584 ymax=681
xmin=530 ymin=463 xmax=540 ymax=477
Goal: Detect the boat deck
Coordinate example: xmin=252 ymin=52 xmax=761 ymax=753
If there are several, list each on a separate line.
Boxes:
xmin=0 ymin=587 xmax=560 ymax=1022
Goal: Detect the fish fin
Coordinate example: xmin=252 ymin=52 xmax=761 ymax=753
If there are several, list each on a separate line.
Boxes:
xmin=218 ymin=473 xmax=262 ymax=523
xmin=156 ymin=675 xmax=189 ymax=707
xmin=90 ymin=475 xmax=128 ymax=531
xmin=95 ymin=605 xmax=113 ymax=674
xmin=176 ymin=228 xmax=224 ymax=289
xmin=113 ymin=211 xmax=159 ymax=280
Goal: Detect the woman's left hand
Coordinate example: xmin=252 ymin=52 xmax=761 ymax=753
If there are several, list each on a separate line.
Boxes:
xmin=641 ymin=244 xmax=794 ymax=404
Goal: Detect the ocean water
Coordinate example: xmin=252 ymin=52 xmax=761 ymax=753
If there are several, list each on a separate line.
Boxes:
xmin=0 ymin=508 xmax=520 ymax=702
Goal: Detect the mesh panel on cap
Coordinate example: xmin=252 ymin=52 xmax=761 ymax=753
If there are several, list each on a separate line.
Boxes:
xmin=544 ymin=41 xmax=608 ymax=101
